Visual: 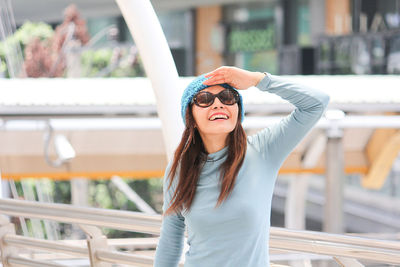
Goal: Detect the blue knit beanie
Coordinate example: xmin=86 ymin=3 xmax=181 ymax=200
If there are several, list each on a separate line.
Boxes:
xmin=181 ymin=74 xmax=245 ymax=125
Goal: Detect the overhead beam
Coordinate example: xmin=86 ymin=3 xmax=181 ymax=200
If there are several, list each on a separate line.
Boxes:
xmin=366 ymin=129 xmax=398 ymax=163
xmin=115 ymin=0 xmax=183 ymax=160
xmin=362 ymin=130 xmax=400 ymax=189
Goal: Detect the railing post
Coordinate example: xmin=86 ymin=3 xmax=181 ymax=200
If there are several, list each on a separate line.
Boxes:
xmin=0 ymin=216 xmax=17 ymax=267
xmin=285 ymin=174 xmax=309 ymax=230
xmin=80 ymin=224 xmax=111 ymax=267
xmin=324 ymin=110 xmax=345 ymax=234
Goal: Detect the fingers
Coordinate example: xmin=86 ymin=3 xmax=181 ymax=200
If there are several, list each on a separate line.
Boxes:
xmin=204 ymin=71 xmax=220 ymax=78
xmin=203 ymin=68 xmax=230 ymax=85
xmin=204 ymin=66 xmax=232 ymax=78
xmin=204 ymin=70 xmax=223 ymax=77
xmin=204 ymin=66 xmax=229 ymax=78
xmin=203 ymin=75 xmax=227 ymax=85
xmin=204 ymin=72 xmax=214 ymax=78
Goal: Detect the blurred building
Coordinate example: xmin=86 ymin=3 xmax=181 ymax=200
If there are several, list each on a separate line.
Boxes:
xmin=10 ymin=0 xmax=400 ymax=76
xmin=3 ymin=0 xmax=400 ymax=235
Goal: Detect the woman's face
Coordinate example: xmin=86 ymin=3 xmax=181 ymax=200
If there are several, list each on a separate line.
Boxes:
xmin=191 ymin=85 xmax=239 ymax=138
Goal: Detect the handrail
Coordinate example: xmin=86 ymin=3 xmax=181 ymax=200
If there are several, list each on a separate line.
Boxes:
xmin=7 ymin=256 xmax=66 ymax=267
xmin=271 ymin=228 xmax=400 ymax=251
xmin=2 ymin=234 xmax=181 ymax=267
xmin=270 ymin=236 xmax=400 ymax=265
xmin=0 ymin=198 xmax=161 ymax=234
xmin=1 ymin=198 xmax=400 ymax=265
xmin=60 ymin=237 xmax=159 ymax=249
xmin=96 ymin=249 xmax=184 ymax=267
xmin=3 ymin=234 xmax=88 ymax=257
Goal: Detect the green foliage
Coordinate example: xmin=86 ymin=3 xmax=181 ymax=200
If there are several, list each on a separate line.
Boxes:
xmin=88 ymin=177 xmax=162 ymax=238
xmin=228 ymin=26 xmax=275 ymax=53
xmin=81 ymin=48 xmax=112 ymax=76
xmin=0 ymin=59 xmax=7 ymax=74
xmin=13 ymin=21 xmax=53 ymax=46
xmin=0 ymin=20 xmax=145 ymax=78
xmin=0 ymin=21 xmax=54 ymax=56
xmin=81 ymin=47 xmax=145 ymax=77
xmin=148 ymin=177 xmax=163 ymax=191
xmin=13 ymin=181 xmax=24 ymax=197
xmin=91 ymin=180 xmax=113 ymax=208
xmin=12 ymin=177 xmax=163 ymax=239
xmin=0 ymin=21 xmax=54 ymax=77
xmin=88 ymin=178 xmax=159 ymax=212
xmin=53 ymin=181 xmax=71 ymax=204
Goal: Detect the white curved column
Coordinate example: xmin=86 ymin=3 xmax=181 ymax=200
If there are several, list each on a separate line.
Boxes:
xmin=115 ymin=0 xmax=183 ymax=160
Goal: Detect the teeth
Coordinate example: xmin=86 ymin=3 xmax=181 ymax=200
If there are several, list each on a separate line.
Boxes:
xmin=210 ymin=114 xmax=228 ymax=121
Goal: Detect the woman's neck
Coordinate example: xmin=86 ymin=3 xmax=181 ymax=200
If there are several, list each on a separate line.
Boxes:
xmin=199 ymin=133 xmax=228 ymax=154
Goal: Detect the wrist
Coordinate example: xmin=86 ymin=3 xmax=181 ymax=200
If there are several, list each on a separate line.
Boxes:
xmin=254 ymin=71 xmax=267 ymax=86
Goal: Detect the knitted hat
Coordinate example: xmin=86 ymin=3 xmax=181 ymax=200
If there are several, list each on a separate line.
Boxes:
xmin=181 ymin=74 xmax=245 ymax=125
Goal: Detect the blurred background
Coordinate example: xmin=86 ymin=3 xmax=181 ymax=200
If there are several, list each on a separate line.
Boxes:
xmin=2 ymin=0 xmax=400 ymax=79
xmin=0 ymin=0 xmax=400 ymax=266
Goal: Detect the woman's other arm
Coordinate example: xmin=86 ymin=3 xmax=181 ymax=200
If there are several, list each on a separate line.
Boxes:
xmin=154 ymin=164 xmax=185 ymax=267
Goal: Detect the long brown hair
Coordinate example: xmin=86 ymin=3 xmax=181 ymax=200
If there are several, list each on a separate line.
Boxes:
xmin=163 ymin=103 xmax=247 ymax=216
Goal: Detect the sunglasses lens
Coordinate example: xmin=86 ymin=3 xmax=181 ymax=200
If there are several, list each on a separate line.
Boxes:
xmin=219 ymin=90 xmax=238 ymax=105
xmin=193 ymin=89 xmax=239 ymax=107
xmin=195 ymin=92 xmax=214 ymax=107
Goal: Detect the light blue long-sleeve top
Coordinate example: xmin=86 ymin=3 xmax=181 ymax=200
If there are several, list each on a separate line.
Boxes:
xmin=154 ymin=74 xmax=330 ymax=267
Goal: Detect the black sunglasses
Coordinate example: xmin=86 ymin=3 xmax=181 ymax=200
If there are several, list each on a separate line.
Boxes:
xmin=191 ymin=88 xmax=240 ymax=108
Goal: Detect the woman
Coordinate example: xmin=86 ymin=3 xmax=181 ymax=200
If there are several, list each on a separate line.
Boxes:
xmin=154 ymin=66 xmax=330 ymax=267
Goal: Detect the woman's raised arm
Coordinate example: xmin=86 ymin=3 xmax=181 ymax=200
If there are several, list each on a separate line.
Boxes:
xmin=248 ymin=73 xmax=330 ymax=168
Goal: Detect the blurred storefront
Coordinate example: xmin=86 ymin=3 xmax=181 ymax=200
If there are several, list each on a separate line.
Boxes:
xmin=316 ymin=0 xmax=400 ymax=75
xmin=8 ymin=0 xmax=400 ymax=76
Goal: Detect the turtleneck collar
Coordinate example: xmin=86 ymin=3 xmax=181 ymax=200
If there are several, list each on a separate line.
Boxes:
xmin=202 ymin=146 xmax=229 ymax=162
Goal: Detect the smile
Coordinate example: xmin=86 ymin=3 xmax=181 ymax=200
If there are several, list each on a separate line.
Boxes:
xmin=209 ymin=113 xmax=229 ymax=121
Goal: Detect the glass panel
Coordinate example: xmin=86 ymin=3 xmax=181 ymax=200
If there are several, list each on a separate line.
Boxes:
xmin=228 ymin=23 xmax=275 ymax=53
xmin=236 ymin=50 xmax=278 ymax=74
xmin=223 ymin=3 xmax=278 ymax=73
xmin=87 ymin=17 xmax=118 ymax=46
xmin=319 ymin=40 xmax=331 ymax=63
xmin=350 ymin=37 xmax=370 ymax=75
xmin=333 ymin=38 xmax=352 ymax=74
xmin=157 ymin=10 xmax=188 ymax=48
xmin=370 ymin=36 xmax=385 ymax=73
xmin=298 ymin=0 xmax=311 ymax=46
xmin=387 ymin=35 xmax=400 ymax=74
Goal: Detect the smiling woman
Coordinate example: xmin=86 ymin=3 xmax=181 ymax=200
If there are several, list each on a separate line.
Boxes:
xmin=191 ymin=86 xmax=240 ymax=152
xmin=154 ymin=66 xmax=330 ymax=267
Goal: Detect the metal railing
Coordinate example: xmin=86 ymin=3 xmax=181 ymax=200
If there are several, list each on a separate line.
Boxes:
xmin=0 ymin=198 xmax=400 ymax=266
